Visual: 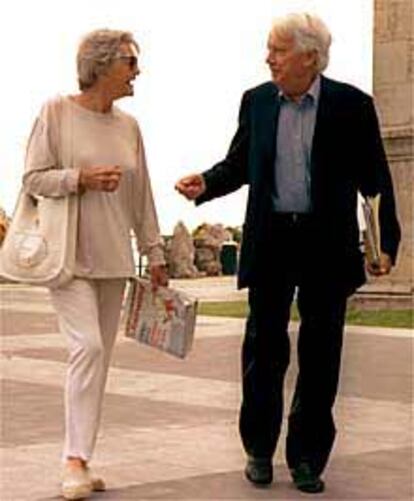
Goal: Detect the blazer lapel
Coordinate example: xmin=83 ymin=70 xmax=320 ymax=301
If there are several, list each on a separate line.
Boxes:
xmin=255 ymin=84 xmax=280 ymax=183
xmin=311 ymin=76 xmax=331 ymax=163
xmin=310 ymin=76 xmax=333 ymax=201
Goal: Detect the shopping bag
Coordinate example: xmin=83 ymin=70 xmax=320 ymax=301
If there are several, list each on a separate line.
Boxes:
xmin=0 ymin=97 xmax=78 ymax=288
xmin=124 ymin=278 xmax=197 ymax=358
xmin=0 ymin=192 xmax=78 ymax=288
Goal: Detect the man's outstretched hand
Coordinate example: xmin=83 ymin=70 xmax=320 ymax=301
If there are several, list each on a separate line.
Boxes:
xmin=366 ymin=252 xmax=392 ymax=276
xmin=175 ymin=174 xmax=206 ymax=200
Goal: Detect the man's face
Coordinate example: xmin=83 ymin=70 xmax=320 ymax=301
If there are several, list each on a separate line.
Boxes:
xmin=266 ymin=31 xmax=316 ymax=93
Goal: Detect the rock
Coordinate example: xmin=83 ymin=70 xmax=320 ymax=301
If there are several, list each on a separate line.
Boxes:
xmin=193 ymin=241 xmax=222 ymax=276
xmin=167 ymin=221 xmax=200 ymax=278
xmin=192 ymin=223 xmax=232 ymax=276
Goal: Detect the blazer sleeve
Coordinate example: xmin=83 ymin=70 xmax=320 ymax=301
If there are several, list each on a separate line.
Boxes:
xmin=196 ymin=91 xmax=250 ymax=205
xmin=357 ymin=96 xmax=401 ymax=264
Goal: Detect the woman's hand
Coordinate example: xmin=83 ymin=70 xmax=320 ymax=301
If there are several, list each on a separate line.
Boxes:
xmin=79 ymin=165 xmax=122 ymax=192
xmin=150 ymin=264 xmax=169 ymax=291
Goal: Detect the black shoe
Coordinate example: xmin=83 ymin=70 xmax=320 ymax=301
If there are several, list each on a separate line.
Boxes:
xmin=244 ymin=456 xmax=273 ymax=486
xmin=291 ymin=462 xmax=325 ymax=494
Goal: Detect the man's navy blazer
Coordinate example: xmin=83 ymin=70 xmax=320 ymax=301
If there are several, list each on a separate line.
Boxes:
xmin=196 ymin=76 xmax=401 ymax=292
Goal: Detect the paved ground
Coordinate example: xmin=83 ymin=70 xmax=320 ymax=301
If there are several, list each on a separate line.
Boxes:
xmin=0 ymin=278 xmax=413 ymax=500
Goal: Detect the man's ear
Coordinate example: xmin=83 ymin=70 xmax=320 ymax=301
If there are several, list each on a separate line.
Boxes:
xmin=303 ymin=49 xmax=318 ymax=68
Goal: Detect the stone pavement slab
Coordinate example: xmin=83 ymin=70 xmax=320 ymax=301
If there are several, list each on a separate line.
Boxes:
xmin=0 ymin=282 xmax=413 ymax=500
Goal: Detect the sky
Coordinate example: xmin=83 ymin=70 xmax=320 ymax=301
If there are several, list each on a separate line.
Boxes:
xmin=0 ymin=0 xmax=373 ymax=234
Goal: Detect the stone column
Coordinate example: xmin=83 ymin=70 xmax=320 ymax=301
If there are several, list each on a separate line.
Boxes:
xmin=364 ymin=0 xmax=413 ymax=305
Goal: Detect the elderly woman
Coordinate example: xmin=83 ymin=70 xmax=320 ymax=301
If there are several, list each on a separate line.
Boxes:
xmin=23 ymin=29 xmax=168 ymax=500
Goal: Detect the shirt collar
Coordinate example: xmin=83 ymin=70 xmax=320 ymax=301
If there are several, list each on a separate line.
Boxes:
xmin=278 ymin=74 xmax=321 ymax=104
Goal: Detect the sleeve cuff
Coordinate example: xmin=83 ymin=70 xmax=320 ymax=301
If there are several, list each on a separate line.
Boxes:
xmin=146 ymin=244 xmax=166 ymax=267
xmin=64 ymin=169 xmax=80 ymax=194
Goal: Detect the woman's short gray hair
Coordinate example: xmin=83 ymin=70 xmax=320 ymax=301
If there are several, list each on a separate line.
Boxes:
xmin=270 ymin=13 xmax=332 ymax=72
xmin=77 ymin=29 xmax=139 ymax=90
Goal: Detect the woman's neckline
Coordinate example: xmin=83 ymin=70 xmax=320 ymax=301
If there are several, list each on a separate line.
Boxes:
xmin=66 ymin=95 xmax=116 ymax=119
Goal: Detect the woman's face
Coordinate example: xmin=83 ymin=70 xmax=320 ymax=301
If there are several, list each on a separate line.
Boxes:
xmin=102 ymin=42 xmax=140 ymax=100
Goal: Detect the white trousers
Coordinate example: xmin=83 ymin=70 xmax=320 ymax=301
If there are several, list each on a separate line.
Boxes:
xmin=50 ymin=278 xmax=126 ymax=461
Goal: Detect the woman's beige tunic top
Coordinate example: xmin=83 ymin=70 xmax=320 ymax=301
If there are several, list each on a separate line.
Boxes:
xmin=23 ymin=96 xmax=165 ymax=278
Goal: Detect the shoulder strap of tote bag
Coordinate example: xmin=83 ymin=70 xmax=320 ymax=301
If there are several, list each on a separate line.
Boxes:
xmin=0 ymin=97 xmax=78 ymax=287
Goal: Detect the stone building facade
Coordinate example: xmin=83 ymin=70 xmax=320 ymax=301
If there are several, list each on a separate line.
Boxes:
xmin=365 ymin=0 xmax=413 ymax=304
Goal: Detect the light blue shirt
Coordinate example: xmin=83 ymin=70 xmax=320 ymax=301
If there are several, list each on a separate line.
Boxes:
xmin=272 ymin=75 xmax=321 ymax=213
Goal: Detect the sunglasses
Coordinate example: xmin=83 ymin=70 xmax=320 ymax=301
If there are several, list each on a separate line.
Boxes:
xmin=115 ymin=55 xmax=138 ymax=69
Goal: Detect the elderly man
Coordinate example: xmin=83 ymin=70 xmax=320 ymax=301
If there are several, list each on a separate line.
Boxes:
xmin=176 ymin=12 xmax=400 ymax=494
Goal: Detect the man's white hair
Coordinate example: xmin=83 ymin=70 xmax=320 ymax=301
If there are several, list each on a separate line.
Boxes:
xmin=270 ymin=13 xmax=332 ymax=72
xmin=77 ymin=29 xmax=139 ymax=90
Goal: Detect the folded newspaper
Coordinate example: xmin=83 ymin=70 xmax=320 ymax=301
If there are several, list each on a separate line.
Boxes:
xmin=124 ymin=278 xmax=197 ymax=358
xmin=362 ymin=194 xmax=381 ymax=267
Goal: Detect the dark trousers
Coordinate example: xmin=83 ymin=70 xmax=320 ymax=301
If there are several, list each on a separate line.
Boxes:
xmin=239 ymin=214 xmax=348 ymax=475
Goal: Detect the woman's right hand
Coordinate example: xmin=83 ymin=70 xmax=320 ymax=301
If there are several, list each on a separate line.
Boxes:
xmin=79 ymin=165 xmax=122 ymax=192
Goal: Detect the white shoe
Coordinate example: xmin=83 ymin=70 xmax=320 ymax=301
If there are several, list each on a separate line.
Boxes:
xmin=61 ymin=465 xmax=92 ymax=500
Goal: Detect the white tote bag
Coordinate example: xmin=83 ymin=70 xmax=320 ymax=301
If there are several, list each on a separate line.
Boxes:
xmin=0 ymin=99 xmax=78 ymax=289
